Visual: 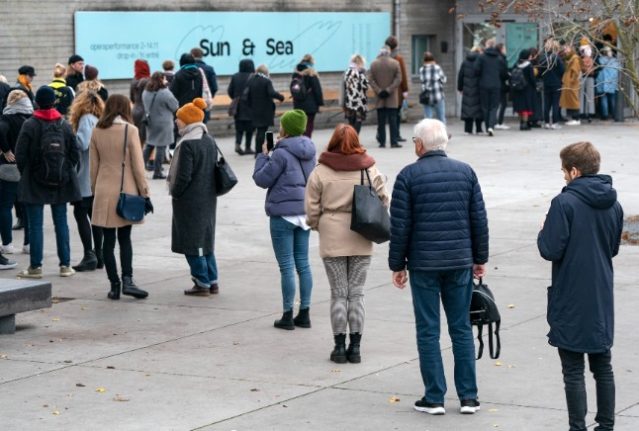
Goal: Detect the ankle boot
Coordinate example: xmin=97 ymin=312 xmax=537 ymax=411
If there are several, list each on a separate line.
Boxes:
xmin=95 ymin=249 xmax=104 ymax=269
xmin=274 ymin=310 xmax=295 ymax=330
xmin=347 ymin=333 xmax=362 ymax=363
xmin=330 ymin=334 xmax=347 ymax=364
xmin=243 ymin=145 xmax=254 ymax=155
xmin=108 ymin=281 xmax=121 ymax=300
xmin=293 ymin=307 xmax=311 ymax=328
xmin=234 ymin=143 xmax=245 ymax=155
xmin=72 ymin=250 xmax=98 ymax=272
xmin=122 ymin=276 xmax=148 ymax=299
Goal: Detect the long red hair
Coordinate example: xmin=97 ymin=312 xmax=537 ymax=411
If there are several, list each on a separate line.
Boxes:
xmin=326 ymin=124 xmax=365 ymax=155
xmin=134 ymin=59 xmax=150 ymax=80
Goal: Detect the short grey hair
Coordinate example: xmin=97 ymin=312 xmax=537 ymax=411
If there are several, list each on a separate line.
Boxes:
xmin=414 ymin=119 xmax=448 ymax=152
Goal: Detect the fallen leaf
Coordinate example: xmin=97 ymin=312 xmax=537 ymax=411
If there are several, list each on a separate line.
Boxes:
xmin=507 ymin=304 xmax=515 ymax=309
xmin=43 ymin=404 xmax=49 ymax=408
xmin=488 ymin=408 xmax=499 ymax=412
xmin=250 ymin=388 xmax=260 ymax=392
xmin=96 ymin=387 xmax=106 ymax=393
xmin=52 ymin=410 xmax=60 ymax=416
xmin=495 ymin=361 xmax=503 ymax=367
xmin=52 ymin=318 xmax=60 ymax=321
xmin=113 ymin=394 xmax=130 ymax=402
xmin=63 ymin=360 xmax=73 ymax=364
xmin=0 ymin=354 xmax=7 ymax=359
xmin=106 ymin=366 xmax=115 ymax=369
xmin=330 ymin=368 xmax=341 ymax=373
xmin=388 ymin=396 xmax=401 ymax=404
xmin=76 ymin=383 xmax=85 ymax=388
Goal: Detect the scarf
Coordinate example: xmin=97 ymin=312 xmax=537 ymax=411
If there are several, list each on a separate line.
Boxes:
xmin=17 ymin=75 xmax=32 ymax=92
xmin=167 ymin=122 xmax=208 ymax=194
xmin=33 ymin=109 xmax=62 ymax=121
xmin=318 ymin=151 xmax=375 ymax=172
xmin=3 ymin=97 xmax=33 ymax=116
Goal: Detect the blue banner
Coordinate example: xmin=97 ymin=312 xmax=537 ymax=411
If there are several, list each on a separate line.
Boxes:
xmin=74 ymin=11 xmax=391 ymax=79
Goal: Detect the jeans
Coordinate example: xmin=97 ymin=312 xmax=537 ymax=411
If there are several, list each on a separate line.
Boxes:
xmin=26 ymin=203 xmax=70 ymax=268
xmin=269 ymin=216 xmax=312 ymax=311
xmin=0 ymin=179 xmax=18 ymax=245
xmin=423 ymin=98 xmax=446 ymax=124
xmin=558 ymin=348 xmax=615 ymax=431
xmin=544 ymin=86 xmax=562 ymax=124
xmin=600 ymin=92 xmax=617 ymax=119
xmin=376 ymin=108 xmax=399 ymax=147
xmin=185 ymin=253 xmax=218 ymax=288
xmin=102 ymin=226 xmax=132 ymax=284
xmin=409 ymin=268 xmax=477 ymax=403
xmin=479 ymin=88 xmax=500 ymax=129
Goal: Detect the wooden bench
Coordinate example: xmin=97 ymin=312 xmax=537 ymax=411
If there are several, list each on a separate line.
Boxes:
xmin=0 ymin=279 xmax=51 ymax=334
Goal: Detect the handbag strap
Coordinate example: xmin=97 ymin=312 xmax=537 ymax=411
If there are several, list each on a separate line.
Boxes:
xmin=360 ymin=169 xmax=373 ymax=190
xmin=147 ymin=92 xmax=158 ymax=114
xmin=119 ymin=124 xmax=129 ymax=193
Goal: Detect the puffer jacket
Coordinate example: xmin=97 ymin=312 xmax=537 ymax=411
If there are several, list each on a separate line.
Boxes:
xmin=457 ymin=52 xmax=482 ymax=120
xmin=389 ymin=150 xmax=489 ymax=271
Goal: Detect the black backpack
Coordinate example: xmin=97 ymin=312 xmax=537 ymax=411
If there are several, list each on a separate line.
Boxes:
xmin=510 ymin=66 xmax=528 ymax=91
xmin=34 ymin=119 xmax=69 ymax=188
xmin=290 ymin=75 xmax=308 ymax=102
xmin=469 ymin=278 xmax=501 ymax=359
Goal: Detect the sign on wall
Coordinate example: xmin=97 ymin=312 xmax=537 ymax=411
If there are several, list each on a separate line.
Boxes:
xmin=74 ymin=11 xmax=391 ymax=79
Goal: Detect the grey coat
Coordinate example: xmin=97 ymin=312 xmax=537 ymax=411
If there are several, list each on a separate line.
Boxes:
xmin=170 ymin=129 xmax=218 ymax=256
xmin=76 ymin=114 xmax=98 ymax=198
xmin=142 ymin=88 xmax=179 ymax=147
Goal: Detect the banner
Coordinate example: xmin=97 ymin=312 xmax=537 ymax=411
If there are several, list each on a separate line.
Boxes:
xmin=74 ymin=11 xmax=391 ymax=79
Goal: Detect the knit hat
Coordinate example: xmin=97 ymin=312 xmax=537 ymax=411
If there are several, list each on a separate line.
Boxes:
xmin=35 ymin=86 xmax=56 ymax=109
xmin=84 ymin=65 xmax=99 ymax=80
xmin=176 ymin=98 xmax=207 ymax=125
xmin=280 ymin=109 xmax=307 ymax=137
xmin=68 ymin=54 xmax=84 ymax=65
xmin=18 ymin=65 xmax=36 ymax=77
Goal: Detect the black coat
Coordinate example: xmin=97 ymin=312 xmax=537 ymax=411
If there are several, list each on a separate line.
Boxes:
xmin=474 ymin=48 xmax=507 ymax=90
xmin=246 ymin=74 xmax=284 ymax=128
xmin=291 ymin=71 xmax=324 ymax=115
xmin=539 ymin=52 xmax=565 ymax=88
xmin=457 ymin=53 xmax=482 ymax=120
xmin=0 ymin=112 xmax=30 ymax=156
xmin=15 ymin=115 xmax=81 ymax=205
xmin=228 ymin=60 xmax=255 ymax=122
xmin=170 ymin=133 xmax=218 ymax=256
xmin=511 ymin=63 xmax=537 ymax=113
xmin=538 ymin=175 xmax=623 ymax=353
xmin=170 ymin=66 xmax=203 ymax=107
xmin=0 ymin=82 xmax=10 ymax=110
xmin=66 ymin=72 xmax=84 ymax=91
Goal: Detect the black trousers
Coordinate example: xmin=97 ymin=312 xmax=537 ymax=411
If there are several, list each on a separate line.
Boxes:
xmin=376 ymin=108 xmax=399 ymax=147
xmin=558 ymin=348 xmax=615 ymax=431
xmin=102 ymin=225 xmax=133 ymax=284
xmin=72 ymin=197 xmax=102 ymax=255
xmin=544 ymin=86 xmax=562 ymax=124
xmin=347 ymin=117 xmax=362 ymax=134
xmin=234 ymin=119 xmax=254 ymax=149
xmin=254 ymin=126 xmax=268 ymax=156
xmin=479 ymin=88 xmax=500 ymax=130
xmin=497 ymin=90 xmax=508 ymax=124
xmin=464 ymin=119 xmax=483 ymax=134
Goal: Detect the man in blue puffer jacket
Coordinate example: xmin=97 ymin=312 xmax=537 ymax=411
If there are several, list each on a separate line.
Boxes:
xmin=389 ymin=119 xmax=488 ymax=416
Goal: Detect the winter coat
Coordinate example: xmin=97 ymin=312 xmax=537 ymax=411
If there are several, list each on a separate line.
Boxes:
xmin=142 ymin=88 xmax=179 ymax=147
xmin=474 ymin=47 xmax=507 ymax=90
xmin=15 ymin=110 xmax=81 ymax=205
xmin=90 ymin=120 xmax=149 ymax=228
xmin=560 ymin=54 xmax=581 ymax=110
xmin=537 ymin=175 xmax=623 ymax=353
xmin=170 ymin=125 xmax=218 ymax=256
xmin=66 ymin=72 xmax=84 ymax=91
xmin=48 ymin=78 xmax=74 ymax=116
xmin=389 ymin=150 xmax=489 ymax=272
xmin=0 ymin=103 xmax=32 ymax=157
xmin=10 ymin=84 xmax=35 ymax=107
xmin=130 ymin=78 xmax=149 ymax=142
xmin=75 ymin=113 xmax=98 ymax=198
xmin=245 ymin=74 xmax=284 ymax=128
xmin=368 ymin=55 xmax=402 ymax=109
xmin=392 ymin=52 xmax=409 ymax=105
xmin=195 ymin=59 xmax=218 ymax=97
xmin=227 ymin=60 xmax=255 ymax=122
xmin=539 ymin=52 xmax=565 ymax=88
xmin=511 ymin=61 xmax=537 ymax=114
xmin=170 ymin=65 xmax=204 ymax=107
xmin=253 ymin=135 xmax=316 ymax=217
xmin=0 ymin=82 xmax=10 ymax=110
xmin=305 ymin=152 xmax=389 ymax=258
xmin=596 ymin=56 xmax=620 ymax=94
xmin=291 ymin=69 xmax=324 ymax=115
xmin=458 ymin=52 xmax=483 ymax=120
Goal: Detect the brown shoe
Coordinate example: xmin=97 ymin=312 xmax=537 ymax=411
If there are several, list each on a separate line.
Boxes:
xmin=184 ymin=286 xmax=211 ymax=296
xmin=210 ymin=283 xmax=219 ymax=294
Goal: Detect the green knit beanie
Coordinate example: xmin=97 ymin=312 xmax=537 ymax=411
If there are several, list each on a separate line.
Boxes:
xmin=280 ymin=109 xmax=308 ymax=137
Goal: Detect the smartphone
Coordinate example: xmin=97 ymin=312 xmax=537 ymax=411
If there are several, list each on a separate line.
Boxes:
xmin=265 ymin=131 xmax=275 ymax=152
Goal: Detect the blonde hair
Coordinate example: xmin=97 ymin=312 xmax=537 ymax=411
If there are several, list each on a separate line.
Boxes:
xmin=256 ymin=64 xmax=269 ymax=75
xmin=53 ymin=63 xmax=66 ymax=79
xmin=350 ymin=54 xmax=366 ymax=67
xmin=302 ymin=54 xmax=315 ymax=64
xmin=77 ymin=79 xmax=103 ymax=95
xmin=6 ymin=90 xmax=28 ymax=106
xmin=68 ymin=91 xmax=105 ymax=133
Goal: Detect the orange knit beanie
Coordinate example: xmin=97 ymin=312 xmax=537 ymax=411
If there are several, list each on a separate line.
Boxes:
xmin=176 ymin=98 xmax=207 ymax=124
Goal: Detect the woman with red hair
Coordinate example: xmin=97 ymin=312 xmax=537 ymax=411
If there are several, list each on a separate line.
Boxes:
xmin=305 ymin=124 xmax=389 ymax=364
xmin=130 ymin=59 xmax=151 ymax=146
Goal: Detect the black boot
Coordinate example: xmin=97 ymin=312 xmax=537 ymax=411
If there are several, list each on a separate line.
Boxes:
xmin=234 ymin=144 xmax=245 ymax=155
xmin=122 ymin=276 xmax=148 ymax=299
xmin=274 ymin=310 xmax=295 ymax=330
xmin=347 ymin=333 xmax=362 ymax=363
xmin=243 ymin=145 xmax=254 ymax=155
xmin=72 ymin=250 xmax=98 ymax=272
xmin=330 ymin=334 xmax=347 ymax=364
xmin=293 ymin=307 xmax=311 ymax=328
xmin=108 ymin=281 xmax=121 ymax=300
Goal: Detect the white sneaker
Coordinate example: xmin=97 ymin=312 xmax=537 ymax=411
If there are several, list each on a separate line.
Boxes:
xmin=1 ymin=243 xmax=16 ymax=254
xmin=22 ymin=244 xmax=30 ymax=254
xmin=544 ymin=123 xmax=551 ymax=129
xmin=566 ymin=120 xmax=581 ymax=126
xmin=550 ymin=124 xmax=562 ymax=130
xmin=494 ymin=124 xmax=510 ymax=130
xmin=487 ymin=128 xmax=494 ymax=136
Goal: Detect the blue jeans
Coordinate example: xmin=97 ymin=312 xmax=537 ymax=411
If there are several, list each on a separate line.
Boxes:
xmin=423 ymin=98 xmax=446 ymax=124
xmin=26 ymin=203 xmax=70 ymax=268
xmin=185 ymin=253 xmax=218 ymax=288
xmin=409 ymin=268 xmax=477 ymax=403
xmin=269 ymin=216 xmax=312 ymax=311
xmin=599 ymin=92 xmax=617 ymax=119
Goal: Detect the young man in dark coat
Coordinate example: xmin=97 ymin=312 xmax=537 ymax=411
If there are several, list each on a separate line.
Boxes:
xmin=474 ymin=39 xmax=507 ymax=136
xmin=66 ymin=54 xmax=85 ymax=91
xmin=291 ymin=55 xmax=324 ymax=138
xmin=538 ymin=141 xmax=623 ymax=431
xmin=170 ymin=54 xmax=204 ymax=108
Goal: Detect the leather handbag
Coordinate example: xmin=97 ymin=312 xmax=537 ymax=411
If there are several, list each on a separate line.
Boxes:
xmin=227 ymin=97 xmax=240 ymax=117
xmin=350 ymin=169 xmax=390 ymax=244
xmin=115 ymin=125 xmax=146 ymax=222
xmin=214 ymin=144 xmax=238 ymax=196
xmin=469 ymin=277 xmax=501 ymax=360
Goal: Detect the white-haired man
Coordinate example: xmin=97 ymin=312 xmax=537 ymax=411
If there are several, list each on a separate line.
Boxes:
xmin=389 ymin=119 xmax=489 ymax=416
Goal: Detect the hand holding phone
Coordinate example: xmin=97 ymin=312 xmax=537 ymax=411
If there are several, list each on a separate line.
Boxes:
xmin=266 ymin=131 xmax=275 ymax=152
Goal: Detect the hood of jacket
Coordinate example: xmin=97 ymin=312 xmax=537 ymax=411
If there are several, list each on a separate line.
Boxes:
xmin=33 ymin=108 xmax=62 ymax=121
xmin=3 ymin=96 xmax=33 ymax=116
xmin=239 ymin=59 xmax=255 ymax=73
xmin=277 ymin=135 xmax=316 ymax=161
xmin=484 ymin=47 xmax=499 ymax=57
xmin=466 ymin=52 xmax=479 ymax=62
xmin=179 ymin=65 xmax=201 ymax=81
xmin=564 ymin=175 xmax=617 ymax=209
xmin=319 ymin=151 xmax=375 ymax=171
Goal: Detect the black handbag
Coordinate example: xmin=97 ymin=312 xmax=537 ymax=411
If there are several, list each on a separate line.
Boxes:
xmin=469 ymin=277 xmax=501 ymax=360
xmin=350 ymin=169 xmax=390 ymax=244
xmin=214 ymin=144 xmax=238 ymax=196
xmin=115 ymin=125 xmax=146 ymax=222
xmin=227 ymin=97 xmax=240 ymax=117
xmin=419 ymin=88 xmax=431 ymax=105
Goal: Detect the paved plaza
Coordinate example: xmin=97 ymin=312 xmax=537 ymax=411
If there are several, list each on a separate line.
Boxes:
xmin=1 ymin=120 xmax=638 ymax=431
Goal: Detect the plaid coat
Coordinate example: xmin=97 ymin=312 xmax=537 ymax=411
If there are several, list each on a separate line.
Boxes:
xmin=419 ymin=63 xmax=447 ymax=105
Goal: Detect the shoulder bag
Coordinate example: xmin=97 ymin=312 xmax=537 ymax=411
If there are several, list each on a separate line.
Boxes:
xmin=469 ymin=277 xmax=501 ymax=360
xmin=214 ymin=141 xmax=238 ymax=196
xmin=115 ymin=124 xmax=146 ymax=222
xmin=350 ymin=169 xmax=390 ymax=244
xmin=141 ymin=92 xmax=158 ymax=126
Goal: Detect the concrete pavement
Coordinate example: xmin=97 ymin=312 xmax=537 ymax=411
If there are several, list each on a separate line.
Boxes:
xmin=1 ymin=119 xmax=638 ymax=431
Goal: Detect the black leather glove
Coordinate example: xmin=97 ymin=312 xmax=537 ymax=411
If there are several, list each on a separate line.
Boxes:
xmin=378 ymin=90 xmax=390 ymax=99
xmin=144 ymin=197 xmax=154 ymax=215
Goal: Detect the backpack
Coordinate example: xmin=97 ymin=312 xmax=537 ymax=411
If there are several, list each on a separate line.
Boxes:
xmin=34 ymin=119 xmax=70 ymax=188
xmin=469 ymin=278 xmax=501 ymax=359
xmin=510 ymin=66 xmax=528 ymax=91
xmin=290 ymin=75 xmax=308 ymax=102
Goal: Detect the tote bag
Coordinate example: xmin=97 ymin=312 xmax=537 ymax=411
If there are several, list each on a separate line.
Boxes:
xmin=350 ymin=169 xmax=390 ymax=244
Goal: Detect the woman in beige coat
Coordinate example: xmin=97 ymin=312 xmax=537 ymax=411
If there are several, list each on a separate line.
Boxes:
xmin=305 ymin=124 xmax=389 ymax=364
xmin=90 ymin=94 xmax=150 ymax=300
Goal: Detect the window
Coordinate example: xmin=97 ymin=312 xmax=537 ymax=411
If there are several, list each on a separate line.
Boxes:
xmin=412 ymin=35 xmax=434 ymax=75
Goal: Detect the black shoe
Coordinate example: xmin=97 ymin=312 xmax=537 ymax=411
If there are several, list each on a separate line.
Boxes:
xmin=72 ymin=250 xmax=98 ymax=272
xmin=108 ymin=281 xmax=121 ymax=300
xmin=390 ymin=144 xmax=403 ymax=148
xmin=210 ymin=283 xmax=219 ymax=294
xmin=12 ymin=218 xmax=24 ymax=230
xmin=145 ymin=163 xmax=154 ymax=172
xmin=330 ymin=334 xmax=347 ymax=363
xmin=152 ymin=173 xmax=167 ymax=180
xmin=460 ymin=399 xmax=481 ymax=414
xmin=346 ymin=333 xmax=361 ymax=363
xmin=121 ymin=276 xmax=148 ymax=299
xmin=243 ymin=147 xmax=254 ymax=155
xmin=414 ymin=398 xmax=445 ymax=415
xmin=235 ymin=145 xmax=245 ymax=155
xmin=293 ymin=307 xmax=311 ymax=328
xmin=0 ymin=253 xmax=17 ymax=270
xmin=378 ymin=143 xmax=386 ymax=148
xmin=397 ymin=136 xmax=407 ymax=142
xmin=184 ymin=285 xmax=211 ymax=296
xmin=274 ymin=310 xmax=295 ymax=330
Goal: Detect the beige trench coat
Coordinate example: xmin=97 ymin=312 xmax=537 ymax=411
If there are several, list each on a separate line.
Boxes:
xmin=90 ymin=121 xmax=150 ymax=228
xmin=305 ymin=163 xmax=389 ymax=258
